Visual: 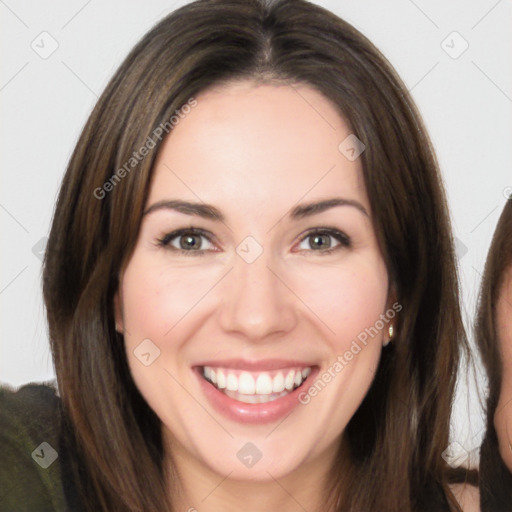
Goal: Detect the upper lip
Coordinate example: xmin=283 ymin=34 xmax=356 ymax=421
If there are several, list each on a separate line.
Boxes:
xmin=193 ymin=359 xmax=316 ymax=371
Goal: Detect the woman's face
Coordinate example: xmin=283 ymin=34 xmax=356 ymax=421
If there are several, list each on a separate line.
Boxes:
xmin=494 ymin=266 xmax=512 ymax=470
xmin=115 ymin=80 xmax=392 ymax=482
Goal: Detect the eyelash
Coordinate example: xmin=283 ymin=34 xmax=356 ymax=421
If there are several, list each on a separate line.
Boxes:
xmin=156 ymin=227 xmax=351 ymax=256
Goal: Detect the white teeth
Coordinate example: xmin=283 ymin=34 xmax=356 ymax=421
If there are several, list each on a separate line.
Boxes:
xmin=226 ymin=373 xmax=238 ymax=391
xmin=272 ymin=372 xmax=285 ymax=393
xmin=238 ymin=372 xmax=255 ymax=394
xmin=217 ymin=369 xmax=226 ymax=389
xmin=256 ymin=373 xmax=273 ymax=394
xmin=285 ymin=370 xmax=295 ymax=391
xmin=202 ymin=366 xmax=311 ymax=397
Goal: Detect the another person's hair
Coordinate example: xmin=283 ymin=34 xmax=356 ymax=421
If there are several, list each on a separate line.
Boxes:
xmin=476 ymin=198 xmax=512 ymax=511
xmin=42 ymin=0 xmax=469 ymax=510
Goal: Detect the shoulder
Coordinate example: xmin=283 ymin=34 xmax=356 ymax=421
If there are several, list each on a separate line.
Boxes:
xmin=0 ymin=380 xmax=61 ymax=447
xmin=450 ymin=482 xmax=480 ymax=512
xmin=0 ymin=379 xmax=60 ymax=412
xmin=0 ymin=380 xmax=67 ymax=511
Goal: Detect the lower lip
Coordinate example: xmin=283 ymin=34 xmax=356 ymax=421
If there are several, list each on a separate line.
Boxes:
xmin=194 ymin=366 xmax=319 ymax=424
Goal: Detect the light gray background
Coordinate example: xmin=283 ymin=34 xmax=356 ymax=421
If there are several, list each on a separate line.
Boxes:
xmin=1 ymin=0 xmax=511 ymax=467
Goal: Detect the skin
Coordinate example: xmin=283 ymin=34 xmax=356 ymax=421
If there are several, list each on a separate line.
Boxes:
xmin=115 ymin=80 xmax=395 ymax=511
xmin=450 ymin=483 xmax=480 ymax=512
xmin=494 ymin=266 xmax=512 ymax=472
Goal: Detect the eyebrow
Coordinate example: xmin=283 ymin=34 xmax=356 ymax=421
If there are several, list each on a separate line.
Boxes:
xmin=143 ymin=197 xmax=369 ymax=221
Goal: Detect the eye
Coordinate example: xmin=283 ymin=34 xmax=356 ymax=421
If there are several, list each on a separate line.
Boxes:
xmin=156 ymin=228 xmax=216 ymax=256
xmin=296 ymin=228 xmax=351 ymax=255
xmin=156 ymin=226 xmax=351 ymax=256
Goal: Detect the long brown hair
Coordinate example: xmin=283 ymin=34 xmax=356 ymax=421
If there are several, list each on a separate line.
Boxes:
xmin=475 ymin=198 xmax=512 ymax=511
xmin=42 ymin=0 xmax=468 ymax=510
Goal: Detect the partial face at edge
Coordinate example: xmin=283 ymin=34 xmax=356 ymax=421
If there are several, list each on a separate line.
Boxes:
xmin=114 ymin=80 xmax=394 ymax=482
xmin=494 ymin=266 xmax=512 ymax=470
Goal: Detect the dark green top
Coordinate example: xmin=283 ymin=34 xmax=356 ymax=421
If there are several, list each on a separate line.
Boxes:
xmin=0 ymin=382 xmax=73 ymax=512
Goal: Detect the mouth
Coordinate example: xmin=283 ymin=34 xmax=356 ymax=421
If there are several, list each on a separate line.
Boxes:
xmin=198 ymin=365 xmax=314 ymax=404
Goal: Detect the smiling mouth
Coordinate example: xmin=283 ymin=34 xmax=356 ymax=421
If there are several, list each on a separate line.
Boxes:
xmin=199 ymin=365 xmax=313 ymax=404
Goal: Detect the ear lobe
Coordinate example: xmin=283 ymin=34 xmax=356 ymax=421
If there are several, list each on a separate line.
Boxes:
xmin=113 ymin=291 xmax=124 ymax=333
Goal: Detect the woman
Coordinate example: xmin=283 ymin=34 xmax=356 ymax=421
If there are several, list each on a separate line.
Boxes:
xmin=0 ymin=0 xmax=476 ymax=510
xmin=476 ymin=198 xmax=512 ymax=511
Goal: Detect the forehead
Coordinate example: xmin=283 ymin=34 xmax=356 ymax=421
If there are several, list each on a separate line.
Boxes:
xmin=148 ymin=81 xmax=368 ymax=217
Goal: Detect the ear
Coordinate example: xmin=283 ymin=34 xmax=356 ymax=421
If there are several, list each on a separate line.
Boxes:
xmin=114 ymin=289 xmax=124 ymax=334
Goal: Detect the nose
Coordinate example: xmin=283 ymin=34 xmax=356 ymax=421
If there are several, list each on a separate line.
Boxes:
xmin=218 ymin=249 xmax=298 ymax=342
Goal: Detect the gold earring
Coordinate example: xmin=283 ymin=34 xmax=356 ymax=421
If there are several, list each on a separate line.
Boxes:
xmin=383 ymin=325 xmax=394 ymax=347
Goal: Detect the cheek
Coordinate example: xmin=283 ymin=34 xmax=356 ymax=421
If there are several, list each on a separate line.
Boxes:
xmin=288 ymin=258 xmax=389 ymax=344
xmin=121 ymin=257 xmax=218 ymax=342
xmin=498 ymin=314 xmax=512 ymax=392
xmin=119 ymin=256 xmax=210 ymax=419
xmin=291 ymin=260 xmax=388 ymax=435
